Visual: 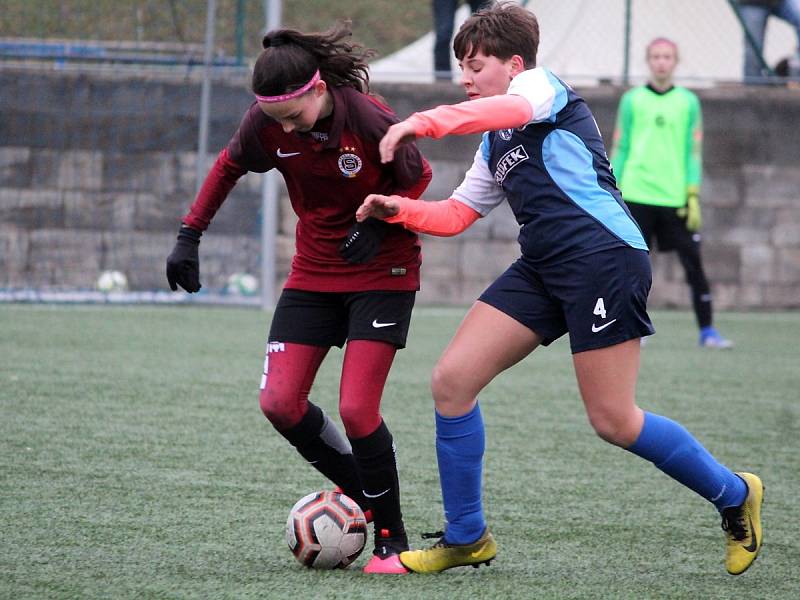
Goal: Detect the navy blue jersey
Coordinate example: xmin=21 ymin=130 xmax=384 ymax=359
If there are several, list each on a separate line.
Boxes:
xmin=451 ymin=68 xmax=647 ymax=265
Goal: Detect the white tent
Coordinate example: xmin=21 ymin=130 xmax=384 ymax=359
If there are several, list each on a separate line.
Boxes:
xmin=370 ymin=1 xmax=798 ymax=86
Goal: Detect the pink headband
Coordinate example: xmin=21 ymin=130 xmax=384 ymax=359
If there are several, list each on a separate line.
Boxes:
xmin=254 ymin=70 xmax=321 ymax=103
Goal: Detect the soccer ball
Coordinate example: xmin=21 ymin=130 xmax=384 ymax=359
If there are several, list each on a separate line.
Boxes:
xmin=285 ymin=490 xmax=367 ymax=569
xmin=96 ymin=270 xmax=128 ymax=293
xmin=226 ymin=272 xmax=259 ymax=296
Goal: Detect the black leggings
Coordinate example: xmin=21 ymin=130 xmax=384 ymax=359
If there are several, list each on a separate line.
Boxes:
xmin=627 ymin=202 xmax=713 ymax=330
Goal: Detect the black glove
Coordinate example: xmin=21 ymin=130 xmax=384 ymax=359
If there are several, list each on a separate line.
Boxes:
xmin=338 ymin=218 xmax=388 ymax=265
xmin=166 ymin=225 xmax=202 ymax=292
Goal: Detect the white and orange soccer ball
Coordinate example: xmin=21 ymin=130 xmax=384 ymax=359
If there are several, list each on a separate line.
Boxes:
xmin=285 ymin=490 xmax=367 ymax=569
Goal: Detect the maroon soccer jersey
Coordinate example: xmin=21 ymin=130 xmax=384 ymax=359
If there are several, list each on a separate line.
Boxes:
xmin=184 ymin=85 xmax=432 ymax=292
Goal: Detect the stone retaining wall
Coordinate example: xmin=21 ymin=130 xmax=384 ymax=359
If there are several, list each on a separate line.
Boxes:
xmin=1 ymin=68 xmax=798 ymax=308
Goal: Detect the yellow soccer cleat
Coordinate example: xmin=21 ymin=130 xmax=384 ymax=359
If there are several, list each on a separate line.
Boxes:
xmin=721 ymin=472 xmax=764 ymax=575
xmin=399 ymin=528 xmax=497 ymax=573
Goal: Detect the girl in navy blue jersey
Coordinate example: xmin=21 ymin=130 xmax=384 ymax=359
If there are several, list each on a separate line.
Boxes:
xmin=357 ymin=1 xmax=763 ymax=576
xmin=166 ymin=21 xmax=431 ymax=574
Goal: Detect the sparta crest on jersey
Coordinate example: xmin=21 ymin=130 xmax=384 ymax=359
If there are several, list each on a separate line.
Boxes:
xmin=338 ymin=146 xmax=363 ymax=178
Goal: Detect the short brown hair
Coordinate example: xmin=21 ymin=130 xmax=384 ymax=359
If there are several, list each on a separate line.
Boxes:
xmin=453 ymin=1 xmax=539 ymax=68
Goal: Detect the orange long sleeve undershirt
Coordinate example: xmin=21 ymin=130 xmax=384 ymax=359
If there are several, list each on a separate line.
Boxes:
xmin=405 ymin=94 xmax=533 ymax=139
xmin=384 ymin=196 xmax=481 ymax=237
xmin=380 ymin=95 xmax=532 ymax=236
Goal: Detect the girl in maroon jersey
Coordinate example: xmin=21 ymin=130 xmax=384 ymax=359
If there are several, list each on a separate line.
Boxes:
xmin=166 ymin=21 xmax=432 ymax=574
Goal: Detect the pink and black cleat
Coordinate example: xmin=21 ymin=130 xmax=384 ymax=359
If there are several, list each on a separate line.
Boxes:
xmin=363 ymin=528 xmax=410 ymax=574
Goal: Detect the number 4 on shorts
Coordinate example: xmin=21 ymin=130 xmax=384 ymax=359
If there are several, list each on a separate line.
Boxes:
xmin=593 ymin=297 xmax=607 ymax=319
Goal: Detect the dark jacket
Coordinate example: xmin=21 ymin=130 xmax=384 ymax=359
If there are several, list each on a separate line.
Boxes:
xmin=736 ymin=0 xmax=782 ymax=9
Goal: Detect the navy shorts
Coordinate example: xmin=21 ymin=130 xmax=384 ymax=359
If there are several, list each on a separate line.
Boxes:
xmin=268 ymin=289 xmax=416 ymax=349
xmin=478 ymin=247 xmax=655 ymax=353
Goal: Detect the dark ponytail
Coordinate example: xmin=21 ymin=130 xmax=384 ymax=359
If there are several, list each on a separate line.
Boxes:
xmin=252 ymin=21 xmax=376 ymax=98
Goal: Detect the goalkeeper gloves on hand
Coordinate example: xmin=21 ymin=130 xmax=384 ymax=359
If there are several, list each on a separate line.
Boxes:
xmin=338 ymin=218 xmax=388 ymax=264
xmin=677 ymin=192 xmax=702 ymax=232
xmin=166 ymin=225 xmax=202 ymax=292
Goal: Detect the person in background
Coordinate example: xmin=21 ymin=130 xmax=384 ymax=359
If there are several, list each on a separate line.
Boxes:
xmin=165 ymin=21 xmax=432 ymax=574
xmin=733 ymin=0 xmax=800 ymax=82
xmin=357 ymin=2 xmax=762 ymax=576
xmin=433 ymin=0 xmax=488 ymax=80
xmin=611 ymin=37 xmax=733 ymax=349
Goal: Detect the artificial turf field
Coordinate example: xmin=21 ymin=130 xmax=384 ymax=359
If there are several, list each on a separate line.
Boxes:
xmin=2 ymin=304 xmax=798 ymax=599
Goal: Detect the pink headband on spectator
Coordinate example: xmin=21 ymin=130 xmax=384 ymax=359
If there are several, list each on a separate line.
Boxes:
xmin=254 ymin=70 xmax=321 ymax=103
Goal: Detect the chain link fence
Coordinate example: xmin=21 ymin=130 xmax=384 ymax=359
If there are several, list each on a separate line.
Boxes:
xmin=4 ymin=1 xmax=797 ymax=80
xmin=1 ymin=0 xmax=253 ymax=69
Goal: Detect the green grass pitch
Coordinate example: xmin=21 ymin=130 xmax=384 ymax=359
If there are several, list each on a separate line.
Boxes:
xmin=2 ymin=305 xmax=799 ymax=599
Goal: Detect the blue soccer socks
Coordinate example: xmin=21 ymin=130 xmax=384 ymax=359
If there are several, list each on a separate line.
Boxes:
xmin=627 ymin=411 xmax=747 ymax=511
xmin=435 ymin=404 xmax=486 ymax=544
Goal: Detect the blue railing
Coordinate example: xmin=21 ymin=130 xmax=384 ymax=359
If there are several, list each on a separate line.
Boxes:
xmin=0 ymin=38 xmax=242 ymax=67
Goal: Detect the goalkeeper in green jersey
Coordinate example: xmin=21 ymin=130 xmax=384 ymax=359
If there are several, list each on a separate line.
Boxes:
xmin=611 ymin=37 xmax=733 ymax=349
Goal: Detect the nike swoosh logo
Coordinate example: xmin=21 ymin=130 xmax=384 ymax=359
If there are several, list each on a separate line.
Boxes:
xmin=470 ymin=540 xmax=490 ymax=558
xmin=710 ymin=484 xmax=727 ymax=502
xmin=743 ymin=516 xmax=758 ymax=552
xmin=276 ymin=148 xmax=300 ymax=158
xmin=591 ymin=319 xmax=617 ymax=333
xmin=363 ymin=488 xmax=390 ymax=499
xmin=372 ymin=320 xmax=397 ymax=329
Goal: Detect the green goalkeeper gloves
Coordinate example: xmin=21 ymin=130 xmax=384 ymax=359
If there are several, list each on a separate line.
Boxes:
xmin=677 ymin=192 xmax=702 ymax=232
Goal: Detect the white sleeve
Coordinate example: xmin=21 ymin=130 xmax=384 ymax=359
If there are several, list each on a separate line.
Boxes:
xmin=507 ymin=67 xmax=569 ymax=125
xmin=450 ymin=136 xmax=507 ymax=216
